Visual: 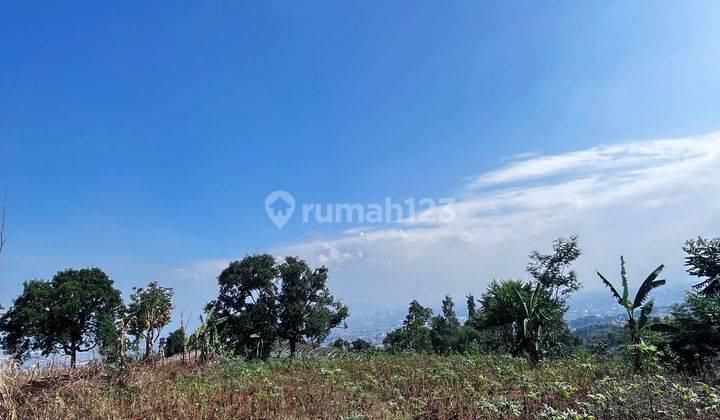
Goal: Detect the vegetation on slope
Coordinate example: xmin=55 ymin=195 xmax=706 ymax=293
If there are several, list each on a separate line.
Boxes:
xmin=1 ymin=353 xmax=719 ymax=419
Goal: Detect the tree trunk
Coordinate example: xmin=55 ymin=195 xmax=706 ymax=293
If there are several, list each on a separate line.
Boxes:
xmin=145 ymin=332 xmax=153 ymax=360
xmin=289 ymin=339 xmax=297 ymax=357
xmin=70 ymin=343 xmax=77 ymax=368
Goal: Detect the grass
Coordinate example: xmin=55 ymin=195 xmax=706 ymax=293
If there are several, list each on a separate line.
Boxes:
xmin=1 ymin=352 xmax=719 ymax=419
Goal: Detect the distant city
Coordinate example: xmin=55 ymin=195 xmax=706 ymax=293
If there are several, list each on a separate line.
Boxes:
xmin=328 ymin=282 xmax=693 ymax=345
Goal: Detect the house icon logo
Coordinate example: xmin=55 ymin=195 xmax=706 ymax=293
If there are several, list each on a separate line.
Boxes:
xmin=264 ymin=191 xmax=295 ymax=229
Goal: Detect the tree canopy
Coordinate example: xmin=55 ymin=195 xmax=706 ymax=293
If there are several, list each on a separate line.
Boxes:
xmin=0 ymin=268 xmax=122 ymax=367
xmin=277 ymin=256 xmax=349 ymax=357
xmin=126 ymin=281 xmax=174 ymax=360
xmin=683 ymin=236 xmax=720 ymax=296
xmin=209 ymin=254 xmax=348 ymax=359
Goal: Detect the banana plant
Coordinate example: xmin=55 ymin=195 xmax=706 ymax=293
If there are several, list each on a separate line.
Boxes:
xmin=190 ymin=306 xmax=227 ymax=363
xmin=596 ymin=256 xmax=669 ymax=372
xmin=514 ymin=282 xmax=544 ymax=363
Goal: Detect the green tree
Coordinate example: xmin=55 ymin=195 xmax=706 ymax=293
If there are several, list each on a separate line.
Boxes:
xmin=351 ymin=338 xmax=373 ymax=352
xmin=277 ymin=257 xmax=349 ymax=357
xmin=666 ymin=291 xmax=720 ymax=373
xmin=211 ymin=255 xmax=279 ymax=359
xmin=0 ymin=268 xmax=122 ymax=367
xmin=470 ymin=279 xmax=569 ymax=359
xmin=126 ymin=281 xmax=174 ymax=360
xmin=383 ymin=300 xmax=433 ymax=353
xmin=430 ymin=295 xmax=461 ymax=354
xmin=163 ymin=328 xmax=186 ymax=358
xmin=332 ymin=338 xmax=350 ymax=350
xmin=466 ymin=294 xmax=476 ymax=320
xmin=683 ymin=236 xmax=720 ymax=296
xmin=527 ymin=235 xmax=582 ymax=300
xmin=596 ymin=256 xmax=668 ymax=372
xmin=470 ymin=280 xmax=527 ymax=347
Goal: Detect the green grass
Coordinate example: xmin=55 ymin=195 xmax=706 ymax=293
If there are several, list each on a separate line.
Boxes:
xmin=2 ymin=352 xmax=719 ymax=419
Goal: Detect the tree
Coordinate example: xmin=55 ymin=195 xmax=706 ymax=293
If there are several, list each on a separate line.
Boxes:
xmin=211 ymin=255 xmax=279 ymax=359
xmin=332 ymin=338 xmax=350 ymax=350
xmin=596 ymin=256 xmax=668 ymax=372
xmin=683 ymin=236 xmax=720 ymax=296
xmin=527 ymin=235 xmax=582 ymax=300
xmin=470 ymin=279 xmax=569 ymax=359
xmin=441 ymin=295 xmax=460 ymax=328
xmin=430 ymin=295 xmax=461 ymax=354
xmin=126 ymin=281 xmax=173 ymax=360
xmin=277 ymin=257 xmax=349 ymax=357
xmin=466 ymin=294 xmax=476 ymax=320
xmin=383 ymin=300 xmax=433 ymax=352
xmin=164 ymin=328 xmax=186 ymax=358
xmin=666 ymin=291 xmax=720 ymax=373
xmin=351 ymin=338 xmax=373 ymax=352
xmin=0 ymin=268 xmax=122 ymax=367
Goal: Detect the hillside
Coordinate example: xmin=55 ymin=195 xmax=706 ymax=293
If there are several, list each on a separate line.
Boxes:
xmin=2 ymin=353 xmax=719 ymax=419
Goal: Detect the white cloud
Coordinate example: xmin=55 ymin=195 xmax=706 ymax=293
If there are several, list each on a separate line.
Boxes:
xmin=273 ymin=132 xmax=720 ymax=307
xmin=172 ymin=259 xmax=229 ymax=283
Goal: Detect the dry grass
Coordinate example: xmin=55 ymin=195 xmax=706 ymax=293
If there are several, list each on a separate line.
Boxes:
xmin=1 ymin=353 xmax=719 ymax=419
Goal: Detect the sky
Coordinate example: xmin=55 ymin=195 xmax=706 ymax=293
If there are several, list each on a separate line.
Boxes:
xmin=2 ymin=1 xmax=720 ymax=326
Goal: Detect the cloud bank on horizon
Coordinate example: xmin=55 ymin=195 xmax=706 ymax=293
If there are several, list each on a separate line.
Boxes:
xmin=184 ymin=132 xmax=720 ymax=308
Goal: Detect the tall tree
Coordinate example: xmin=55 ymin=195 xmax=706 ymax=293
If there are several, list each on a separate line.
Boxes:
xmin=211 ymin=255 xmax=279 ymax=359
xmin=596 ymin=256 xmax=668 ymax=372
xmin=0 ymin=268 xmax=122 ymax=367
xmin=527 ymin=235 xmax=582 ymax=300
xmin=277 ymin=257 xmax=349 ymax=357
xmin=683 ymin=236 xmax=720 ymax=296
xmin=126 ymin=281 xmax=173 ymax=360
xmin=430 ymin=295 xmax=461 ymax=354
xmin=441 ymin=295 xmax=460 ymax=327
xmin=466 ymin=294 xmax=477 ymax=319
xmin=383 ymin=300 xmax=433 ymax=353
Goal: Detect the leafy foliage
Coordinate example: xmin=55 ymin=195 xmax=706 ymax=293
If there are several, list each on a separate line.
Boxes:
xmin=0 ymin=268 xmax=122 ymax=367
xmin=163 ymin=328 xmax=186 ymax=358
xmin=190 ymin=305 xmax=228 ymax=363
xmin=210 ymin=254 xmax=347 ymax=359
xmin=211 ymin=254 xmax=279 ymax=359
xmin=4 ymin=353 xmax=720 ymax=418
xmin=351 ymin=338 xmax=374 ymax=352
xmin=126 ymin=281 xmax=174 ymax=360
xmin=526 ymin=235 xmax=582 ymax=300
xmin=666 ymin=291 xmax=720 ymax=372
xmin=277 ymin=256 xmax=349 ymax=357
xmin=466 ymin=293 xmax=477 ymax=319
xmin=683 ymin=236 xmax=720 ymax=296
xmin=596 ymin=256 xmax=668 ymax=371
xmin=383 ymin=300 xmax=434 ymax=353
xmin=430 ymin=295 xmax=461 ymax=354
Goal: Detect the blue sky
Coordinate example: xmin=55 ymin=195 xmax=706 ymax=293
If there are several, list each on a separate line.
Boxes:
xmin=2 ymin=2 xmax=720 ymax=323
